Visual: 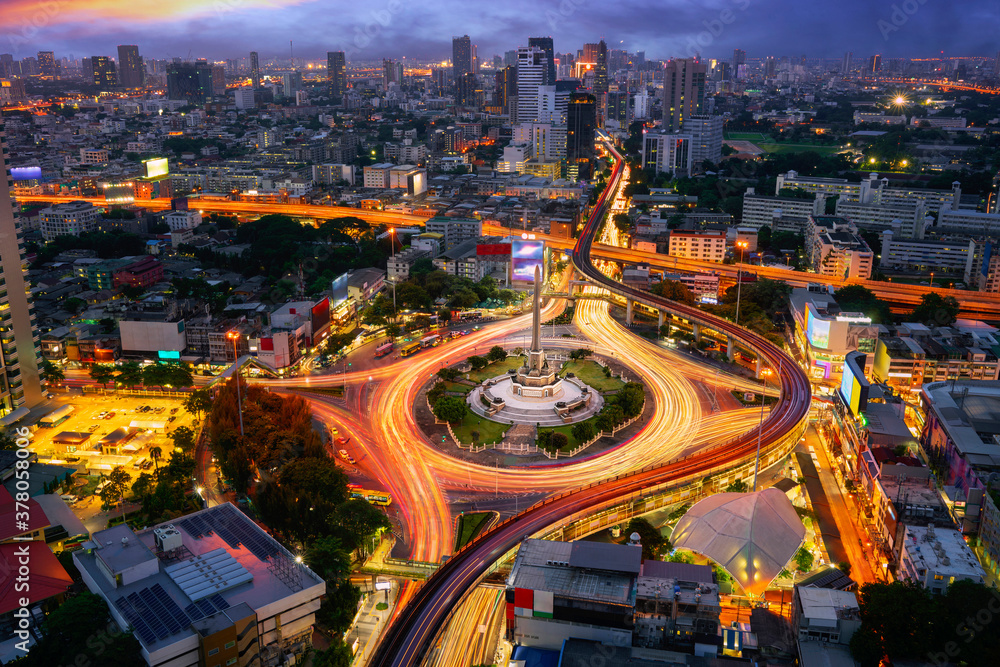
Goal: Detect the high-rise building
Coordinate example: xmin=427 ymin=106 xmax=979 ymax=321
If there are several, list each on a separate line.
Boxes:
xmin=765 ymin=56 xmax=777 ymax=78
xmin=842 ymin=52 xmax=853 ymax=75
xmin=733 ymin=48 xmax=746 ymax=72
xmin=0 ymin=54 xmax=13 ymax=78
xmin=582 ymin=43 xmax=601 ymax=64
xmin=567 ymin=91 xmax=596 ymax=163
xmin=528 ymin=37 xmax=556 ymax=85
xmin=662 ymin=58 xmax=706 ymax=132
xmin=382 ymin=58 xmax=398 ymax=87
xmin=452 ymin=35 xmax=472 ymax=79
xmin=91 ymin=56 xmax=118 ymax=89
xmin=250 ymin=51 xmax=260 ymax=89
xmin=37 ymin=51 xmax=55 ymax=78
xmin=327 ymin=51 xmax=346 ymax=101
xmin=594 ymin=39 xmax=608 ymax=94
xmin=494 ymin=66 xmax=516 ymax=113
xmin=516 ymin=46 xmax=547 ymax=124
xmin=166 ymin=62 xmax=213 ymax=104
xmin=868 ymin=54 xmax=881 ymax=74
xmin=116 ymin=45 xmax=144 ymax=88
xmin=0 ymin=111 xmax=42 ymax=415
xmin=993 ymin=51 xmax=1000 ymax=80
xmin=606 ymin=90 xmax=630 ymax=125
xmin=456 ymin=72 xmax=477 ymax=107
xmin=210 ymin=64 xmax=226 ymax=95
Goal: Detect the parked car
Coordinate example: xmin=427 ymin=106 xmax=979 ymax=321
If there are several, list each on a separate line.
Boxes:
xmin=60 ymin=494 xmax=78 ymax=504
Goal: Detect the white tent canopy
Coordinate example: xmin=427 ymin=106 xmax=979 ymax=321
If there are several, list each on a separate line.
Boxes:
xmin=671 ymin=487 xmax=806 ymax=596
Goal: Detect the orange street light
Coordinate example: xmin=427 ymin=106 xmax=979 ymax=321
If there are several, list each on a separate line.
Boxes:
xmin=227 ymin=331 xmax=244 ymax=436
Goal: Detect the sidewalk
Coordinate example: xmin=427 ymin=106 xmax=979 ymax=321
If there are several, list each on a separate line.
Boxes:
xmin=346 ymin=579 xmax=399 ymax=666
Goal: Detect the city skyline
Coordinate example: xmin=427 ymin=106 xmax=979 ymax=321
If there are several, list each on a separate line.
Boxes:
xmin=4 ymin=0 xmax=999 ymax=62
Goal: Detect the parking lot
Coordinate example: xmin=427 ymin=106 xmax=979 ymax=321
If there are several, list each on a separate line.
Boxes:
xmin=33 ymin=393 xmax=198 ymax=502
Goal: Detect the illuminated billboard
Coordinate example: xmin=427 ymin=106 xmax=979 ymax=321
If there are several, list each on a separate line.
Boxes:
xmin=805 ymin=303 xmax=831 ymax=350
xmin=143 ymin=158 xmax=169 ymax=179
xmin=104 ymin=181 xmax=135 ymax=204
xmin=838 ymin=351 xmax=869 ymax=417
xmin=332 ymin=273 xmax=350 ymax=307
xmin=11 ymin=166 xmax=42 ymax=181
xmin=311 ymin=297 xmax=331 ymax=336
xmin=511 ymin=239 xmax=545 ymax=282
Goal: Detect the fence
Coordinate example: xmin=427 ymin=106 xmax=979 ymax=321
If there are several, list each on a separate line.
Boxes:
xmin=82 ymin=386 xmax=193 ymax=398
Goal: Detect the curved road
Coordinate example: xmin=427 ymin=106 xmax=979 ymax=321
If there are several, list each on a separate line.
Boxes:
xmin=369 ymin=136 xmax=812 ymax=666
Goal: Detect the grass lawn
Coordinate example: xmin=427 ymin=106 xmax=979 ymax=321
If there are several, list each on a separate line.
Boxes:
xmin=725 ymin=131 xmax=767 ymax=141
xmin=731 ymin=389 xmax=780 ymax=407
xmin=559 ymin=360 xmax=625 ymax=392
xmin=440 ymin=381 xmax=473 ymax=395
xmin=756 ymin=143 xmax=842 ymax=155
xmin=465 ymin=355 xmax=525 ymax=383
xmin=538 ymin=415 xmax=601 ymax=451
xmin=455 ymin=511 xmax=493 ymax=550
xmin=450 ymin=410 xmax=509 ymax=445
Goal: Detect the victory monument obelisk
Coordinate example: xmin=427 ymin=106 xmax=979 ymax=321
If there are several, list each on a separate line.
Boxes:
xmin=513 ymin=266 xmax=560 ymax=395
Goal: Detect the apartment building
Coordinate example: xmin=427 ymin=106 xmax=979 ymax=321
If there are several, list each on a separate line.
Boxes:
xmin=740 ymin=187 xmax=824 ymax=232
xmin=363 ymin=163 xmax=394 ymax=188
xmin=39 ymin=200 xmax=101 ymax=241
xmin=898 ymin=524 xmax=985 ymax=593
xmin=872 ymin=323 xmax=1000 ymax=392
xmin=424 ymin=216 xmax=482 ymax=250
xmin=806 ymin=215 xmax=874 ymax=280
xmin=668 ymin=229 xmax=726 ymax=262
xmin=879 ymin=230 xmax=977 ymax=276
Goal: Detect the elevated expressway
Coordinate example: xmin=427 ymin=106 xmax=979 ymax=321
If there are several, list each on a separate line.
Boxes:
xmin=369 ymin=137 xmax=812 ymax=665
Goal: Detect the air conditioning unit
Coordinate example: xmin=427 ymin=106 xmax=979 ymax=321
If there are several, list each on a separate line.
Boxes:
xmin=153 ymin=526 xmax=183 ymax=552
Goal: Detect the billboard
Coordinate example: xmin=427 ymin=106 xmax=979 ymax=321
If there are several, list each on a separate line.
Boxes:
xmin=838 ymin=351 xmax=869 ymax=417
xmin=332 ymin=272 xmax=350 ymax=307
xmin=143 ymin=158 xmax=169 ymax=179
xmin=511 ymin=239 xmax=545 ymax=282
xmin=11 ymin=166 xmax=42 ymax=181
xmin=104 ymin=181 xmax=135 ymax=204
xmin=805 ymin=303 xmax=830 ymax=350
xmin=477 ymin=243 xmax=511 ymax=257
xmin=311 ymin=297 xmax=331 ymax=335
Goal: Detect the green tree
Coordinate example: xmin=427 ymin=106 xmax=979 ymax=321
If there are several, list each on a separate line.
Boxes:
xmin=621 ymin=517 xmax=670 ymax=560
xmin=850 ymin=581 xmax=940 ymax=666
xmin=332 ymin=498 xmax=391 ymax=553
xmin=305 ymin=535 xmax=353 ymax=582
xmin=169 ymin=426 xmax=196 ymax=451
xmin=615 ymin=382 xmax=646 ymax=419
xmin=438 ymin=308 xmax=452 ymax=322
xmin=651 ymin=279 xmax=696 ymax=305
xmin=833 ymin=285 xmax=893 ymax=324
xmin=39 ymin=359 xmax=65 ymax=385
xmin=550 ymin=432 xmax=569 ymax=450
xmin=433 ymin=396 xmax=468 ymax=423
xmin=794 ymin=545 xmax=814 ymax=572
xmin=184 ymin=389 xmax=213 ymax=419
xmin=149 ymin=446 xmax=163 ymax=475
xmin=437 ymin=367 xmax=461 ymax=381
xmin=311 ymin=641 xmax=355 ymax=667
xmin=131 ymin=472 xmax=156 ymax=499
xmin=571 ymin=421 xmax=596 ymax=443
xmin=725 ymin=479 xmax=748 ymax=493
xmin=90 ymin=363 xmax=117 ymax=386
xmin=612 ymin=213 xmax=632 ymax=233
xmin=467 ymin=355 xmax=488 ymax=371
xmin=486 ymin=345 xmax=507 ymax=363
xmin=910 ymin=292 xmax=960 ymax=326
xmin=102 ymin=466 xmax=132 ymax=520
xmin=116 ymin=361 xmax=144 ymax=388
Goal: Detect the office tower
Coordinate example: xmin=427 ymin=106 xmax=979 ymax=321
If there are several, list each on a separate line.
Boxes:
xmin=732 ymin=48 xmax=746 ymax=72
xmin=37 ymin=51 xmax=55 ymax=78
xmin=494 ymin=66 xmax=516 ymax=113
xmin=382 ymin=59 xmax=397 ymax=86
xmin=210 ymin=65 xmax=226 ymax=95
xmin=594 ymin=40 xmax=608 ymax=95
xmin=528 ymin=37 xmax=556 ymax=85
xmin=452 ymin=35 xmax=472 ymax=78
xmin=606 ymin=90 xmax=630 ymax=125
xmin=166 ymin=62 xmax=213 ymax=104
xmin=327 ymin=51 xmax=346 ymax=100
xmin=868 ymin=54 xmax=881 ymax=74
xmin=250 ymin=51 xmax=260 ymax=89
xmin=431 ymin=68 xmax=448 ymax=95
xmin=472 ymin=44 xmax=479 ymax=74
xmin=457 ymin=72 xmax=477 ymax=107
xmin=504 ymin=50 xmax=517 ymax=67
xmin=282 ymin=71 xmax=303 ymax=99
xmin=765 ymin=56 xmax=776 ymax=78
xmin=662 ymin=58 xmax=706 ymax=132
xmin=842 ymin=52 xmax=853 ymax=75
xmin=516 ymin=46 xmax=547 ymax=124
xmin=0 ymin=111 xmax=42 ymax=414
xmin=582 ymin=43 xmax=600 ymax=64
xmin=493 ymin=55 xmax=502 ymax=69
xmin=635 ymin=51 xmax=645 ymax=68
xmin=116 ymin=45 xmax=144 ymax=88
xmin=0 ymin=54 xmax=12 ymax=78
xmin=566 ymin=92 xmax=596 ymax=162
xmin=91 ymin=56 xmax=118 ymax=89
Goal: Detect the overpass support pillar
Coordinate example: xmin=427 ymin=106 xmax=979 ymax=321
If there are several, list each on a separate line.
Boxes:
xmin=727 ymin=336 xmax=736 ymax=361
xmin=626 ymin=300 xmax=634 ymax=325
xmin=693 ymin=324 xmax=702 ymax=343
xmin=756 ymin=356 xmax=763 ymax=377
xmin=658 ymin=311 xmax=665 ymax=329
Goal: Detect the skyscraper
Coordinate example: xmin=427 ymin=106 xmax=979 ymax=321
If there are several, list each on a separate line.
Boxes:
xmin=567 ymin=91 xmax=596 ymax=176
xmin=593 ymin=40 xmax=608 ymax=94
xmin=528 ymin=37 xmax=556 ymax=85
xmin=732 ymin=48 xmax=746 ymax=72
xmin=327 ymin=51 xmax=346 ymax=101
xmin=662 ymin=58 xmax=706 ymax=132
xmin=382 ymin=58 xmax=397 ymax=87
xmin=37 ymin=51 xmax=55 ymax=78
xmin=250 ymin=51 xmax=260 ymax=89
xmin=494 ymin=66 xmax=516 ymax=114
xmin=452 ymin=35 xmax=472 ymax=78
xmin=842 ymin=52 xmax=853 ymax=75
xmin=91 ymin=56 xmax=118 ymax=89
xmin=0 ymin=110 xmax=42 ymax=414
xmin=516 ymin=46 xmax=547 ymax=124
xmin=765 ymin=56 xmax=776 ymax=78
xmin=868 ymin=54 xmax=881 ymax=74
xmin=117 ymin=45 xmax=144 ymax=88
xmin=166 ymin=62 xmax=213 ymax=104
xmin=210 ymin=65 xmax=226 ymax=96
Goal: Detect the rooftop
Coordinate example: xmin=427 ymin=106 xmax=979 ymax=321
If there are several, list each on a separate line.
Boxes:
xmin=922 ymin=380 xmax=1000 ymax=466
xmin=796 ymin=587 xmax=860 ymax=622
xmin=508 ymin=539 xmax=639 ymax=607
xmin=902 ymin=524 xmax=984 ymax=579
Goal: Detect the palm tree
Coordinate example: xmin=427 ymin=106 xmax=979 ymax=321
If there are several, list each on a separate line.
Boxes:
xmin=149 ymin=446 xmax=162 ymax=477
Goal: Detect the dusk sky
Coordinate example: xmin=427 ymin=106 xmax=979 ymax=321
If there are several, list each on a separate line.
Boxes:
xmin=4 ymin=0 xmax=998 ymax=63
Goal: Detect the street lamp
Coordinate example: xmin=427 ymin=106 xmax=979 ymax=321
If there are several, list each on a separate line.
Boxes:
xmin=735 ymin=240 xmax=748 ymax=327
xmin=752 ymin=364 xmax=778 ymax=492
xmin=389 ymin=227 xmax=397 ymax=321
xmin=226 ymin=331 xmax=245 ymax=436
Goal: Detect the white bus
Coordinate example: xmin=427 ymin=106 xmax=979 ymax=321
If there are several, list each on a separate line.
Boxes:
xmin=421 ymin=334 xmax=440 ymax=348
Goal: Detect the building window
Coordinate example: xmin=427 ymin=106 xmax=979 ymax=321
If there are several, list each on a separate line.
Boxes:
xmin=225 ymin=641 xmax=235 ymax=649
xmin=208 ymin=648 xmax=219 ymax=656
xmin=226 ymin=659 xmax=237 ymax=666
